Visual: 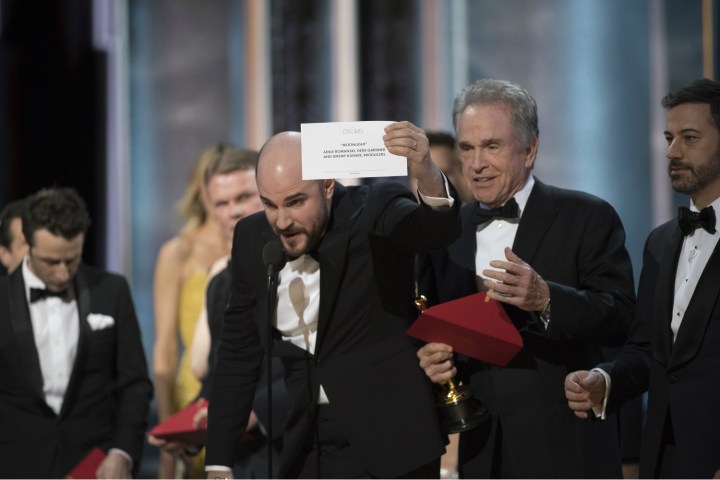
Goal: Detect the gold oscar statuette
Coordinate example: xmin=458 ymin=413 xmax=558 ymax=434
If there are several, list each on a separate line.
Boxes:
xmin=415 ymin=295 xmax=488 ymax=434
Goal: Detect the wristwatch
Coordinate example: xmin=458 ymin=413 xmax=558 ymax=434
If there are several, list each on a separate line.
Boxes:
xmin=539 ymin=297 xmax=551 ymax=326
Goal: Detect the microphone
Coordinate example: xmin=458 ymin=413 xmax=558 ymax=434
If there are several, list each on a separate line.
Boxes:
xmin=262 ymin=241 xmax=287 ymax=280
xmin=261 ymin=240 xmax=286 ymax=479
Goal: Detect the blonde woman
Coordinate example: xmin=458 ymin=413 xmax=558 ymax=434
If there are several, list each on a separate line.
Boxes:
xmin=152 ymin=144 xmax=231 ymax=478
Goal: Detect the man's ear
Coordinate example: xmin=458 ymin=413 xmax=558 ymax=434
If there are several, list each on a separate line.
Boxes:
xmin=323 ymin=179 xmax=335 ymax=200
xmin=524 ymin=137 xmax=539 ymax=169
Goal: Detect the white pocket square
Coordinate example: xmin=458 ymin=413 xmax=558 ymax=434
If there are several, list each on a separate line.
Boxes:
xmin=87 ymin=313 xmax=115 ymax=331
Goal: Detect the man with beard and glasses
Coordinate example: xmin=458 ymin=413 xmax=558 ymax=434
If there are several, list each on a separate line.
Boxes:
xmin=205 ymin=123 xmax=462 ymax=479
xmin=565 ymin=78 xmax=720 ymax=478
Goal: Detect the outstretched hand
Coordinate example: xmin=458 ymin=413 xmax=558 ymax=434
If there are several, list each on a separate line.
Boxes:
xmin=483 ymin=247 xmax=550 ymax=312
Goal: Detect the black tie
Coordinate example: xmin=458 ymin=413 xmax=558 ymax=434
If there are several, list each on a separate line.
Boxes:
xmin=472 ymin=198 xmax=520 ymax=225
xmin=30 ymin=287 xmax=69 ymax=303
xmin=678 ymin=206 xmax=716 ymax=236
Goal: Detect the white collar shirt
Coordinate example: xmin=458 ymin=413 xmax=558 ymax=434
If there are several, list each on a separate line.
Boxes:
xmin=474 ymin=175 xmax=535 ymax=290
xmin=274 ymin=254 xmax=329 ymax=403
xmin=22 ymin=257 xmax=79 ymax=415
xmin=672 ymin=196 xmax=720 ymax=342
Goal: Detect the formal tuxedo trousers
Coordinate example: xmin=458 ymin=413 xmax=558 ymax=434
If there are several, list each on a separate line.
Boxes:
xmin=206 ymin=181 xmax=461 ymax=478
xmin=0 ymin=264 xmax=152 ymax=478
xmin=603 ymin=219 xmax=720 ymax=478
xmin=420 ymin=179 xmax=636 ymax=478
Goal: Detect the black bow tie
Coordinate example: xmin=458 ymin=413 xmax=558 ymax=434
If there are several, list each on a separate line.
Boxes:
xmin=678 ymin=206 xmax=716 ymax=236
xmin=29 ymin=287 xmax=69 ymax=303
xmin=472 ymin=198 xmax=520 ymax=225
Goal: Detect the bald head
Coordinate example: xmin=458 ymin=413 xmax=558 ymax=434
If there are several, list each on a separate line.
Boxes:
xmin=257 ymin=131 xmax=303 ymax=189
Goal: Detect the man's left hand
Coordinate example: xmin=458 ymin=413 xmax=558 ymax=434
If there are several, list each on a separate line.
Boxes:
xmin=96 ymin=451 xmax=131 ymax=479
xmin=482 ymin=247 xmax=549 ymax=312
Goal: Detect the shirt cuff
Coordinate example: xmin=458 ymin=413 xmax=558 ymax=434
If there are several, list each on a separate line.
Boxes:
xmin=417 ymin=174 xmax=455 ymax=208
xmin=590 ymin=367 xmax=612 ymax=420
xmin=206 ymin=465 xmax=233 ymax=473
xmin=108 ymin=448 xmax=133 ymax=469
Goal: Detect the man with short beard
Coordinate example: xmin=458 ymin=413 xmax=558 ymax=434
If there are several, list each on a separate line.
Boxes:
xmin=206 ymin=122 xmax=461 ymax=478
xmin=565 ymin=78 xmax=720 ymax=478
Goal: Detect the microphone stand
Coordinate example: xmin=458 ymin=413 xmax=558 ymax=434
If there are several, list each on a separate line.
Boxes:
xmin=261 ymin=240 xmax=285 ymax=479
xmin=266 ymin=268 xmax=279 ymax=479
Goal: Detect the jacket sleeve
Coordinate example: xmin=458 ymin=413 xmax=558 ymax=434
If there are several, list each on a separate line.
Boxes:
xmin=111 ymin=277 xmax=153 ymax=464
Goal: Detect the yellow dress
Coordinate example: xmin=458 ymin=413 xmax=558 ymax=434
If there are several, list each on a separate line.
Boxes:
xmin=174 ymin=270 xmax=207 ymax=478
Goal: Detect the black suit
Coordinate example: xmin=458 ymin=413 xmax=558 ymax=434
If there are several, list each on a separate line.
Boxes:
xmin=207 ymin=181 xmax=461 ymax=478
xmin=0 ymin=264 xmax=152 ymax=478
xmin=200 ymin=266 xmax=287 ymax=478
xmin=601 ymin=218 xmax=720 ymax=478
xmin=421 ymin=179 xmax=635 ymax=478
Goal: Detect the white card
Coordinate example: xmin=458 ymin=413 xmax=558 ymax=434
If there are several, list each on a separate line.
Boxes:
xmin=300 ymin=121 xmax=408 ymax=180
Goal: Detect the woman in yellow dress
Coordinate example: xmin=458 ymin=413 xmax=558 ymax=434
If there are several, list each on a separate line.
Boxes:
xmin=152 ymin=144 xmax=231 ymax=478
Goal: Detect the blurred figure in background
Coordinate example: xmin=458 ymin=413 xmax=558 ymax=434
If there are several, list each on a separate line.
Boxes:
xmin=152 ymin=144 xmax=234 ymax=478
xmin=150 ymin=146 xmax=281 ymax=478
xmin=0 ymin=199 xmax=29 ymax=275
xmin=427 ymin=131 xmax=474 ymax=204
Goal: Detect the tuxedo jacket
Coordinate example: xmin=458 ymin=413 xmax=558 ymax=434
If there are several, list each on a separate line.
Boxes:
xmin=206 ymin=181 xmax=461 ymax=478
xmin=421 ymin=179 xmax=635 ymax=478
xmin=0 ymin=264 xmax=152 ymax=478
xmin=200 ymin=266 xmax=287 ymax=467
xmin=602 ymin=219 xmax=720 ymax=478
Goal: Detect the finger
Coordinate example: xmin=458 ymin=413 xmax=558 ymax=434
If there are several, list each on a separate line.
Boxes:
xmin=419 ymin=351 xmax=454 ymax=369
xmin=568 ymin=399 xmax=593 ymax=411
xmin=482 ymin=270 xmax=515 ymax=287
xmin=504 ymin=247 xmax=528 ymax=266
xmin=564 ymin=376 xmax=581 ymax=394
xmin=485 ymin=288 xmax=524 ymax=309
xmin=574 ymin=410 xmax=590 ymax=419
xmin=418 ymin=342 xmax=454 ymax=357
xmin=430 ymin=366 xmax=457 ymax=384
xmin=487 ymin=259 xmax=518 ymax=273
xmin=424 ymin=358 xmax=455 ymax=377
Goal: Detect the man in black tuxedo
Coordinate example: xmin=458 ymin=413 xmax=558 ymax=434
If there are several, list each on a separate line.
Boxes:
xmin=206 ymin=122 xmax=461 ymax=478
xmin=417 ymin=79 xmax=636 ymax=478
xmin=0 ymin=187 xmax=152 ymax=478
xmin=565 ymin=78 xmax=720 ymax=478
xmin=200 ymin=267 xmax=287 ymax=478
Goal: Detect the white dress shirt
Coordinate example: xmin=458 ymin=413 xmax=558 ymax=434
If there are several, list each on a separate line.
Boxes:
xmin=22 ymin=258 xmax=79 ymax=415
xmin=474 ymin=176 xmax=535 ymax=289
xmin=671 ymin=197 xmax=720 ymax=341
xmin=275 ymin=254 xmax=328 ymax=403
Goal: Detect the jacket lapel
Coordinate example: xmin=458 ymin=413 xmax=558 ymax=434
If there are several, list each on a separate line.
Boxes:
xmin=651 ymin=228 xmax=682 ymax=367
xmin=315 ymin=185 xmax=352 ymax=355
xmin=512 ymin=180 xmax=558 ymax=264
xmin=447 ymin=203 xmax=478 ymax=275
xmin=8 ymin=269 xmax=45 ymax=400
xmin=60 ymin=266 xmax=92 ymax=418
xmin=669 ymin=237 xmax=720 ymax=369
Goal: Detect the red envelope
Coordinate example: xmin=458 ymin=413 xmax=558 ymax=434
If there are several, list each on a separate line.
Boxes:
xmin=149 ymin=400 xmax=208 ymax=446
xmin=64 ymin=447 xmax=106 ymax=479
xmin=407 ymin=292 xmax=523 ymax=366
